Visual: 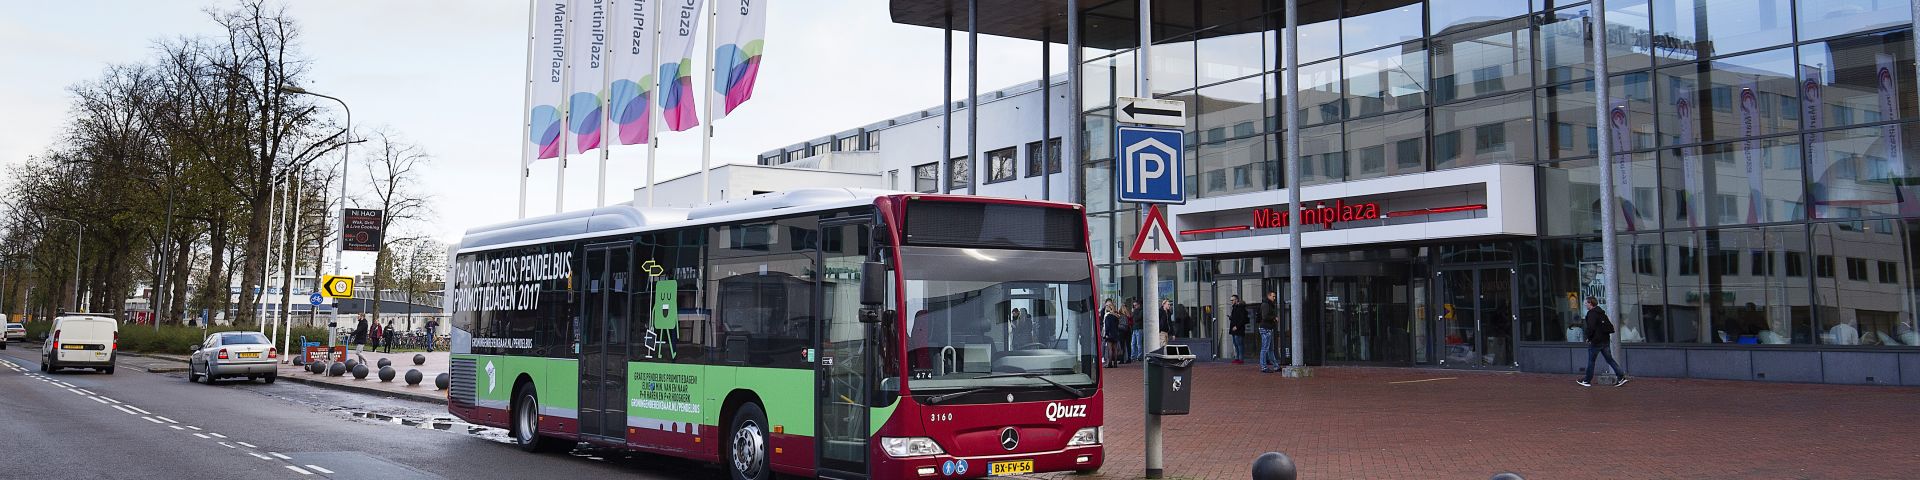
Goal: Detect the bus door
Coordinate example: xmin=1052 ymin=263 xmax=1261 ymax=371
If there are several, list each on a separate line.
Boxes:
xmin=815 ymin=219 xmax=873 ymax=478
xmin=580 ymin=242 xmax=633 ymax=442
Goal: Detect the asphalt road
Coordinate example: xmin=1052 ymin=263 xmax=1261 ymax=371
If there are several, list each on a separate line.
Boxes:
xmin=0 ymin=347 xmax=719 ymax=480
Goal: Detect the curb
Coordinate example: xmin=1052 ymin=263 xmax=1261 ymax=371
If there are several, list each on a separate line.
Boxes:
xmin=278 ymin=371 xmax=447 ymax=405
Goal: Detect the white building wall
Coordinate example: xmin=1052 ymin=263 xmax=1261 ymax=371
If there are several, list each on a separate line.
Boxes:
xmin=633 ymin=164 xmax=884 ymax=208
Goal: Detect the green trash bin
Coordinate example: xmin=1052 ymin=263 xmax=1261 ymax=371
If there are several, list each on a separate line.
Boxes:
xmin=1146 ymin=344 xmax=1195 ymax=415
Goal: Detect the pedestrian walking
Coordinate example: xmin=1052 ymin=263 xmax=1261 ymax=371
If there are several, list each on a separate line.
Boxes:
xmin=1228 ymin=295 xmax=1249 ymax=364
xmin=383 ymin=322 xmax=395 ymax=353
xmin=352 ymin=315 xmax=369 ymax=352
xmin=370 ymin=321 xmax=383 ymax=353
xmin=1259 ymin=291 xmax=1281 ymax=373
xmin=1578 ymin=296 xmax=1629 ymax=387
xmin=1102 ymin=300 xmax=1124 ymax=368
xmin=1127 ymin=298 xmax=1143 ymax=363
xmin=1158 ymin=299 xmax=1176 ymax=343
xmin=425 ymin=318 xmax=439 ymax=352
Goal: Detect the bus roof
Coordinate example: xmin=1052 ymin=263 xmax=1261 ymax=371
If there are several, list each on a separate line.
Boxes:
xmin=457 ymin=188 xmax=900 ymax=254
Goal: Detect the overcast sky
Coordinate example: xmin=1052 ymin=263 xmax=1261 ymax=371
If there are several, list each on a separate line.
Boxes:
xmin=1 ymin=1 xmax=1069 ymax=272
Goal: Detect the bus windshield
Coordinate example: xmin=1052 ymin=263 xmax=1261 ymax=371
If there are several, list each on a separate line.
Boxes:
xmin=899 ymin=245 xmax=1097 ymax=393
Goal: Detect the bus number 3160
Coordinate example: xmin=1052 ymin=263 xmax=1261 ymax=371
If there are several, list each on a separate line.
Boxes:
xmin=929 ymin=413 xmax=954 ymax=422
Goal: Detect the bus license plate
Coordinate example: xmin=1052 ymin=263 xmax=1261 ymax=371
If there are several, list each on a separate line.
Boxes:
xmin=239 ymin=352 xmax=260 ymax=358
xmin=989 ymin=460 xmax=1033 ymax=476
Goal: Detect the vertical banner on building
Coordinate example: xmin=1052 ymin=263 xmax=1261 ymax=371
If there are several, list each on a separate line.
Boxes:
xmin=659 ymin=0 xmax=706 ymax=132
xmin=1802 ymin=64 xmax=1829 ymax=218
xmin=713 ymin=0 xmax=766 ymax=118
xmin=568 ymin=0 xmax=610 ymax=154
xmin=529 ymin=0 xmax=571 ymax=161
xmin=1877 ymin=53 xmax=1913 ymax=214
xmin=610 ymin=0 xmax=656 ymax=145
xmin=1675 ymin=85 xmax=1703 ymax=227
xmin=1738 ymin=79 xmax=1765 ymax=223
xmin=1609 ymin=99 xmax=1637 ymax=231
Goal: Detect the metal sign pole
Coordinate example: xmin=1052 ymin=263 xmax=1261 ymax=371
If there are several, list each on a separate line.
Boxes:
xmin=1135 ymin=2 xmax=1165 ymax=478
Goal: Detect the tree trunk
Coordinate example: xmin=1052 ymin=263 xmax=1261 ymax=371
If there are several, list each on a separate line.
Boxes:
xmin=168 ymin=233 xmax=194 ymax=325
xmin=196 ymin=217 xmax=228 ymax=324
xmin=236 ymin=187 xmax=271 ymax=327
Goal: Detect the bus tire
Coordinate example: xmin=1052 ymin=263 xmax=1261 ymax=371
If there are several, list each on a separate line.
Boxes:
xmin=513 ymin=384 xmax=566 ymax=453
xmin=727 ymin=402 xmax=772 ymax=480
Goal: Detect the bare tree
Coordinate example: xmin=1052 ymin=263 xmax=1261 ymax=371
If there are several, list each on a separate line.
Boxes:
xmin=357 ymin=129 xmax=433 ymax=322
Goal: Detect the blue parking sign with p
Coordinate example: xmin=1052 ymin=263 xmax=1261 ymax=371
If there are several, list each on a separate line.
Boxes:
xmin=1117 ymin=126 xmax=1185 ymax=204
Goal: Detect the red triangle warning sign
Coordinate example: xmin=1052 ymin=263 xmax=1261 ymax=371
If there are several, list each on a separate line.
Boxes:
xmin=1128 ymin=205 xmax=1183 ymax=261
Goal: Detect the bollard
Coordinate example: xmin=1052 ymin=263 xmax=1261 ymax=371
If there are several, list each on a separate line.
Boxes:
xmin=352 ymin=364 xmax=370 ymax=379
xmin=328 ymin=362 xmax=347 ymax=377
xmin=413 ymin=353 xmax=426 ymax=366
xmin=405 ymin=369 xmax=423 ymax=386
xmin=435 ymin=372 xmax=450 ymax=390
xmin=377 ymin=358 xmax=392 ymax=369
xmin=1251 ymin=452 xmax=1297 ymax=480
xmin=379 ymin=366 xmax=396 ymax=382
xmin=345 ymin=359 xmax=360 ymax=371
xmin=1491 ymin=474 xmax=1525 ymax=480
xmin=308 ymin=362 xmax=324 ymax=374
xmin=292 ymin=356 xmax=305 ymax=366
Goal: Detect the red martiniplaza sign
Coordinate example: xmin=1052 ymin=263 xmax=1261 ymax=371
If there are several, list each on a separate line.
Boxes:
xmin=1180 ymin=200 xmax=1488 ymax=236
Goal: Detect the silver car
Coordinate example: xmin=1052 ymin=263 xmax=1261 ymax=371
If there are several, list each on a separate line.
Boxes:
xmin=187 ymin=331 xmax=279 ymax=384
xmin=2 ymin=323 xmax=24 ymax=347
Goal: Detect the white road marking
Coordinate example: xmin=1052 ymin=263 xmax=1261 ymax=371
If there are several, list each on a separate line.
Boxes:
xmin=285 ymin=465 xmax=313 ymax=475
xmin=249 ymin=452 xmax=272 ymax=460
xmin=269 ymin=452 xmax=291 ymax=460
xmin=170 ymin=426 xmax=185 ymax=431
xmin=141 ymin=416 xmax=164 ymax=424
xmin=305 ymin=465 xmax=334 ymax=474
xmin=218 ymin=442 xmax=237 ymax=449
xmin=124 ymin=405 xmax=151 ymax=414
xmin=185 ymin=426 xmax=201 ymax=431
xmin=77 ymin=389 xmax=95 ymax=395
xmin=98 ymin=396 xmax=121 ymax=404
xmin=1388 ymin=377 xmax=1459 ymax=384
xmin=153 ymin=416 xmax=179 ymax=424
xmin=87 ymin=397 xmax=108 ymax=404
xmin=209 ymin=432 xmax=227 ymax=438
xmin=236 ymin=442 xmax=257 ymax=448
xmin=193 ymin=433 xmax=210 ymax=439
xmin=66 ymin=388 xmax=86 ymax=395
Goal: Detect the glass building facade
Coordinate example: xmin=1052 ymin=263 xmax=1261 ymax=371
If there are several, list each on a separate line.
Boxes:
xmin=1071 ymin=0 xmax=1920 ymax=382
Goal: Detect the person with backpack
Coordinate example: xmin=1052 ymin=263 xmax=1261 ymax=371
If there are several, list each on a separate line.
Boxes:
xmin=425 ymin=318 xmax=439 ymax=352
xmin=1578 ymin=296 xmax=1629 ymax=387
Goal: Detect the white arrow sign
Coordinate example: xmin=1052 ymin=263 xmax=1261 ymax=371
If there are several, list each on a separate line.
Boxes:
xmin=1117 ymin=96 xmax=1186 ymax=127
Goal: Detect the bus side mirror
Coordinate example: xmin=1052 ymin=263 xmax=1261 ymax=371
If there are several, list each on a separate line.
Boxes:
xmin=860 ymin=261 xmax=887 ymax=308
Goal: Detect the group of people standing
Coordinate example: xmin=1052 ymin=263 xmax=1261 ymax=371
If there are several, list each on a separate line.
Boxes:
xmin=352 ymin=315 xmax=399 ymax=354
xmin=1098 ymin=297 xmax=1198 ymax=368
xmin=1227 ymin=292 xmax=1286 ymax=372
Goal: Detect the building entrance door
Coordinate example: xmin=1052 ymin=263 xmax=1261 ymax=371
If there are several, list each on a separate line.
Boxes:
xmin=1319 ymin=275 xmax=1412 ymax=364
xmin=1432 ymin=268 xmax=1514 ymax=368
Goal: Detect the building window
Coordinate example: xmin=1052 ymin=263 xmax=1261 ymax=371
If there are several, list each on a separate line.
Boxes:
xmin=1846 ymin=257 xmax=1869 ymax=281
xmin=1878 ymin=261 xmax=1900 ymax=284
xmin=808 ymin=143 xmax=828 ymax=157
xmin=1815 ymin=255 xmax=1835 ymax=278
xmin=888 ymin=169 xmax=899 ymax=191
xmin=835 ymin=136 xmax=859 ymax=152
xmin=1749 ymin=251 xmax=1772 ymax=277
xmin=986 ymin=147 xmax=1017 ymax=183
xmin=948 ymin=157 xmax=970 ymax=190
xmin=1714 ymin=249 xmax=1739 ymax=275
xmin=1025 ymin=138 xmax=1062 ymax=177
xmin=1633 ymin=245 xmax=1656 ymax=274
xmin=866 ymin=131 xmax=881 ymax=150
xmin=1784 ymin=251 xmax=1805 ymax=277
xmin=913 ymin=163 xmax=938 ymax=193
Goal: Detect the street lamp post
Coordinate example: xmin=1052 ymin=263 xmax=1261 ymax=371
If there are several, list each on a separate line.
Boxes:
xmin=47 ymin=217 xmax=83 ymax=312
xmin=278 ymin=85 xmax=350 ymax=351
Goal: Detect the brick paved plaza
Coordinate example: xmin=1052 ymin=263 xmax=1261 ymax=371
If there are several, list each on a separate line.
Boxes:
xmin=1067 ymin=363 xmax=1920 ymax=479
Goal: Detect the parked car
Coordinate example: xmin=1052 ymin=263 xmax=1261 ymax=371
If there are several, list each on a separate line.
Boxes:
xmin=41 ymin=315 xmax=118 ymax=374
xmin=187 ymin=331 xmax=279 ymax=384
xmin=3 ymin=322 xmax=25 ymax=347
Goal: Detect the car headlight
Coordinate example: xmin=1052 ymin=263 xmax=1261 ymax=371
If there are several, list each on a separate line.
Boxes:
xmin=880 ymin=437 xmax=945 ymax=457
xmin=1067 ymin=427 xmax=1102 ymax=446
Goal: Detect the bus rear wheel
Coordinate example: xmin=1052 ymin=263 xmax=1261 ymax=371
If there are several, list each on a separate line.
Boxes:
xmin=513 ymin=385 xmax=567 ymax=453
xmin=728 ymin=403 xmax=772 ymax=480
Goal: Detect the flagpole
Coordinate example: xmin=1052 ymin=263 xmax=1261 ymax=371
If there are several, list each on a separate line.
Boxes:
xmin=645 ymin=0 xmax=662 ymax=208
xmin=518 ymin=0 xmax=536 ymax=219
xmin=699 ymin=0 xmax=716 ymax=205
xmin=557 ymin=2 xmax=572 ymax=215
xmin=596 ymin=1 xmax=612 ymax=208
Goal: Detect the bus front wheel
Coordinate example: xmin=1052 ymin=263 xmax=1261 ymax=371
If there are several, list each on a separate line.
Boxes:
xmin=513 ymin=385 xmax=566 ymax=453
xmin=728 ymin=403 xmax=772 ymax=480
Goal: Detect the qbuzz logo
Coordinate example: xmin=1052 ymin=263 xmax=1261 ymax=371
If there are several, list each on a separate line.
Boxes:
xmin=1043 ymin=402 xmax=1087 ymax=422
xmin=485 ymin=361 xmax=498 ymax=393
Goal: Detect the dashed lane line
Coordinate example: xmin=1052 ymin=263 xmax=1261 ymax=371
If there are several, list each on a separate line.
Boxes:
xmin=249 ymin=452 xmax=273 ymax=461
xmin=141 ymin=416 xmax=165 ymax=424
xmin=235 ymin=442 xmax=256 ymax=448
xmin=111 ymin=405 xmax=138 ymax=415
xmin=153 ymin=416 xmax=179 ymax=424
xmin=125 ymin=405 xmax=151 ymax=415
xmin=217 ymin=442 xmax=237 ymax=449
xmin=285 ymin=465 xmax=314 ymax=475
xmin=304 ymin=465 xmax=334 ymax=474
xmin=87 ymin=397 xmax=109 ymax=404
xmin=208 ymin=432 xmax=227 ymax=438
xmin=193 ymin=433 xmax=211 ymax=439
xmin=98 ymin=396 xmax=121 ymax=404
xmin=269 ymin=452 xmax=291 ymax=460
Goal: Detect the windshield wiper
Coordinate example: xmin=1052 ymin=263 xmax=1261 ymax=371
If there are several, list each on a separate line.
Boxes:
xmin=977 ymin=372 xmax=1090 ymax=398
xmin=924 ymin=387 xmax=993 ymax=405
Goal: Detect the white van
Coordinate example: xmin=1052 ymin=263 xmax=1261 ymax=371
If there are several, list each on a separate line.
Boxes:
xmin=42 ymin=315 xmax=118 ymax=374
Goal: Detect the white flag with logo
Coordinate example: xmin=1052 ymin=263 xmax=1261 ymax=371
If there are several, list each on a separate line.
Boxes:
xmin=609 ymin=0 xmax=656 ymax=145
xmin=567 ymin=0 xmax=611 ymax=154
xmin=713 ymin=0 xmax=767 ymax=118
xmin=527 ymin=0 xmax=571 ymax=161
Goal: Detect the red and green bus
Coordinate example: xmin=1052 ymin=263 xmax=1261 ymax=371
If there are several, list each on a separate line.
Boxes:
xmin=446 ymin=190 xmax=1104 ymax=479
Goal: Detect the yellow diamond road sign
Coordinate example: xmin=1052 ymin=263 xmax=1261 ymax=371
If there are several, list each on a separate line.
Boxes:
xmin=321 ymin=275 xmax=354 ymax=298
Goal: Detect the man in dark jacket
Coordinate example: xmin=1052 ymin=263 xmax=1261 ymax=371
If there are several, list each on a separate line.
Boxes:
xmin=1228 ymin=295 xmax=1250 ymax=364
xmin=352 ymin=315 xmax=370 ymax=351
xmin=1158 ymin=299 xmax=1177 ymax=342
xmin=1579 ymin=296 xmax=1628 ymax=387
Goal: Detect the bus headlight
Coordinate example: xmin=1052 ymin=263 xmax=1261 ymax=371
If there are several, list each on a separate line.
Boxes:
xmin=881 ymin=437 xmax=945 ymax=457
xmin=1067 ymin=427 xmax=1102 ymax=446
